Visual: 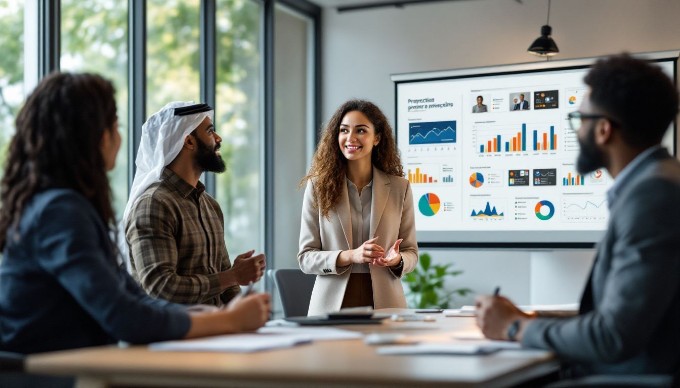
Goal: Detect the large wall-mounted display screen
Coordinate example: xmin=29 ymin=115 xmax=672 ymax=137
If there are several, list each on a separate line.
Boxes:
xmin=393 ymin=54 xmax=677 ymax=247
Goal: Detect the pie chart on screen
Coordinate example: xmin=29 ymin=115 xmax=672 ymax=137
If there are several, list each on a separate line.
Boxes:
xmin=469 ymin=172 xmax=484 ymax=188
xmin=418 ymin=193 xmax=441 ymax=216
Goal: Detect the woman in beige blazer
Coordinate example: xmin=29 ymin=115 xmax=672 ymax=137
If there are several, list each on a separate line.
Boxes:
xmin=298 ymin=99 xmax=418 ymax=316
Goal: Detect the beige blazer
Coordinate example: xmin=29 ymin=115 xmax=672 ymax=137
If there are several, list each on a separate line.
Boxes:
xmin=298 ymin=167 xmax=418 ymax=316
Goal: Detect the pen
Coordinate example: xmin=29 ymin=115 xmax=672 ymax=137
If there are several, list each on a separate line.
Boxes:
xmin=493 ymin=286 xmax=500 ymax=296
xmin=241 ymin=282 xmax=254 ymax=297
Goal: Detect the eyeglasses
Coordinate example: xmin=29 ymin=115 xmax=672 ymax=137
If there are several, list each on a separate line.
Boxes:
xmin=567 ymin=111 xmax=614 ymax=132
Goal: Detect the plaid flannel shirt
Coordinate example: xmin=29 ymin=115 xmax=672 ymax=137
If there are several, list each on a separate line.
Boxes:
xmin=126 ymin=168 xmax=240 ymax=306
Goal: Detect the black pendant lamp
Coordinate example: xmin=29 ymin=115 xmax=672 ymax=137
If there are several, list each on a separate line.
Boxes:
xmin=528 ymin=0 xmax=559 ymax=57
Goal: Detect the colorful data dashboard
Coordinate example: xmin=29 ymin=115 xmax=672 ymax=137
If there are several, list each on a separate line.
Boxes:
xmin=394 ymin=56 xmax=676 ymax=245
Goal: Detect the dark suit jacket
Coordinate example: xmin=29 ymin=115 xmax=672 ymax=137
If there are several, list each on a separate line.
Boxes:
xmin=522 ymin=148 xmax=680 ymax=376
xmin=518 ymin=100 xmax=529 ymax=110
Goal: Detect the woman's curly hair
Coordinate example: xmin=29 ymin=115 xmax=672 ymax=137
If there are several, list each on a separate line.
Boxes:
xmin=0 ymin=72 xmax=117 ymax=249
xmin=301 ymin=99 xmax=404 ymax=218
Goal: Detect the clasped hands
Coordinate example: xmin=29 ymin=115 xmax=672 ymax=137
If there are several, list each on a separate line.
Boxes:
xmin=351 ymin=237 xmax=403 ymax=267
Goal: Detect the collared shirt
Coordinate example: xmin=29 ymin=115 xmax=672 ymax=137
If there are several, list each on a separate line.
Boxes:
xmin=606 ymin=145 xmax=662 ymax=209
xmin=126 ymin=167 xmax=239 ymax=306
xmin=347 ymin=178 xmax=373 ymax=274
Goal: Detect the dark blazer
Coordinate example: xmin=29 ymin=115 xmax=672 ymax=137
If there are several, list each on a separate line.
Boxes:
xmin=522 ymin=148 xmax=680 ymax=376
xmin=0 ymin=189 xmax=190 ymax=354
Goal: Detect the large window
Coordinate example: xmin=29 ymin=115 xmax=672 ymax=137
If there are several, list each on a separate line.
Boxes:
xmin=146 ymin=0 xmax=201 ymax=115
xmin=0 ymin=0 xmax=25 ymax=173
xmin=60 ymin=0 xmax=129 ymax=217
xmin=0 ymin=0 xmax=319 ymax=274
xmin=215 ymin=0 xmax=263 ymax=254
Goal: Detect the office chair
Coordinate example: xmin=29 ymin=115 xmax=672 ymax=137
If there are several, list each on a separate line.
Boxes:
xmin=268 ymin=269 xmax=316 ymax=317
xmin=0 ymin=351 xmax=74 ymax=388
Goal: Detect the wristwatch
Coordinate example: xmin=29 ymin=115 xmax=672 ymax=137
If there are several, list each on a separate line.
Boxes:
xmin=507 ymin=319 xmax=521 ymax=341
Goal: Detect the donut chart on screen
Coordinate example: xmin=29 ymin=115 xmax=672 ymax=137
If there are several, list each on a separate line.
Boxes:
xmin=469 ymin=172 xmax=484 ymax=188
xmin=418 ymin=193 xmax=441 ymax=216
xmin=535 ymin=200 xmax=555 ymax=220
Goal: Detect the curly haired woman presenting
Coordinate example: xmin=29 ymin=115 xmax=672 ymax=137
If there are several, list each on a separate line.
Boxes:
xmin=298 ymin=99 xmax=418 ymax=316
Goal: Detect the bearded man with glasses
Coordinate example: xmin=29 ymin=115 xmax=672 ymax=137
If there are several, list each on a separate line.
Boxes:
xmin=476 ymin=54 xmax=680 ymax=383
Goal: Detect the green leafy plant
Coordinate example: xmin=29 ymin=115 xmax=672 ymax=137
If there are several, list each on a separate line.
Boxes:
xmin=403 ymin=253 xmax=472 ymax=309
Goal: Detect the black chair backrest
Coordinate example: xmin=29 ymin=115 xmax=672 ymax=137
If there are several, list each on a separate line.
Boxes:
xmin=1 ymin=351 xmax=76 ymax=387
xmin=270 ymin=269 xmax=316 ymax=318
xmin=0 ymin=351 xmax=24 ymax=372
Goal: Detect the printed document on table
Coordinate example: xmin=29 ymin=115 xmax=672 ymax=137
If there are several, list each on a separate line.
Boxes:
xmin=257 ymin=326 xmax=362 ymax=341
xmin=377 ymin=339 xmax=522 ymax=355
xmin=447 ymin=303 xmax=578 ymax=317
xmin=149 ymin=333 xmax=311 ymax=353
xmin=377 ymin=343 xmax=497 ymax=356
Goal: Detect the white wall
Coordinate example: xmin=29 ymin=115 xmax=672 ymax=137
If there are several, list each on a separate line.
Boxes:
xmin=319 ymin=0 xmax=680 ymax=306
xmin=322 ymin=0 xmax=680 ymax=120
xmin=272 ymin=6 xmax=315 ymax=315
xmin=274 ymin=6 xmax=310 ymax=270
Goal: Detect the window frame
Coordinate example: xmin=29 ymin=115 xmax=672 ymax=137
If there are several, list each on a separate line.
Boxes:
xmin=30 ymin=0 xmax=322 ymax=296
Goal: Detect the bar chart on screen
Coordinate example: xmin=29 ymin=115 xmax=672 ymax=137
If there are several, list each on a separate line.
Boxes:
xmin=473 ymin=122 xmax=558 ymax=154
xmin=407 ymin=164 xmax=456 ymax=184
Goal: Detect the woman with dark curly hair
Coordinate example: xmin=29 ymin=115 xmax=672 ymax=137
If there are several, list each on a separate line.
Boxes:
xmin=0 ymin=72 xmax=269 ymax=354
xmin=298 ymin=99 xmax=418 ymax=316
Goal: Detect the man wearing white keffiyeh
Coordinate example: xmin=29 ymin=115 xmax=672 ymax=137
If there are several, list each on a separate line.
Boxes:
xmin=120 ymin=101 xmax=265 ymax=306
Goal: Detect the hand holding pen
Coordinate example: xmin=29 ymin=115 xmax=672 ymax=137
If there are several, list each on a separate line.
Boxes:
xmin=241 ymin=281 xmax=255 ymax=297
xmin=475 ymin=286 xmax=531 ymax=341
xmin=225 ymin=281 xmax=270 ymax=331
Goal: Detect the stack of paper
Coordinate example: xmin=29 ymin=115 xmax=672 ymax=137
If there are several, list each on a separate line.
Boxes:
xmin=150 ymin=326 xmax=362 ymax=353
xmin=376 ymin=340 xmax=521 ymax=356
xmin=444 ymin=306 xmax=476 ymax=317
xmin=150 ymin=334 xmax=311 ymax=353
xmin=445 ymin=303 xmax=578 ymax=317
xmin=258 ymin=326 xmax=363 ymax=341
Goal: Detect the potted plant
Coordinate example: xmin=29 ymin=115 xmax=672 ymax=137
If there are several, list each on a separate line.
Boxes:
xmin=403 ymin=253 xmax=472 ymax=309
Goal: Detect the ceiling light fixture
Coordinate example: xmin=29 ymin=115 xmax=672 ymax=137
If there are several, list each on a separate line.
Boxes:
xmin=527 ymin=0 xmax=559 ymax=57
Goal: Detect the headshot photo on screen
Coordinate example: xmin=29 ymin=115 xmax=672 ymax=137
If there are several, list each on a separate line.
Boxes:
xmin=472 ymin=95 xmax=488 ymax=113
xmin=510 ymin=92 xmax=530 ymax=111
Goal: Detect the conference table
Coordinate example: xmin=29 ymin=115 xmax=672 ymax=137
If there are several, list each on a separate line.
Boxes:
xmin=26 ymin=309 xmax=558 ymax=388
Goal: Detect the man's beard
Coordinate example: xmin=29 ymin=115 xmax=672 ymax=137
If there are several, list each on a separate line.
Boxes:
xmin=576 ymin=122 xmax=605 ymax=175
xmin=195 ymin=136 xmax=226 ymax=173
